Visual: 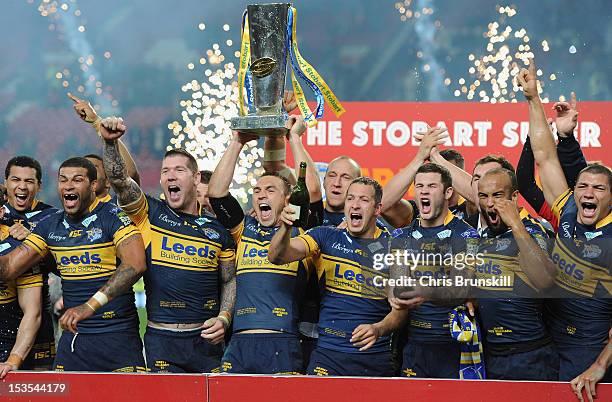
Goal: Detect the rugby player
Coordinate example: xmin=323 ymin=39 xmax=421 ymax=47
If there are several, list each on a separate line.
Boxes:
xmin=0 ymin=156 xmax=58 ymax=370
xmin=0 ymin=157 xmax=147 ymax=372
xmin=389 ymin=161 xmax=479 ymax=379
xmin=99 ymin=116 xmax=236 ymax=373
xmin=207 ymin=115 xmax=322 ymax=374
xmin=269 ymin=177 xmax=406 ymax=376
xmin=322 ymin=156 xmax=363 ymax=226
xmin=473 ymin=167 xmax=558 ymax=380
xmin=518 ymin=57 xmax=612 ymax=381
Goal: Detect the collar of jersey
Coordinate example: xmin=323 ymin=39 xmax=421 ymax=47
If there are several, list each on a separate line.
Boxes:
xmin=595 ymin=211 xmax=612 ymax=229
xmin=417 ymin=209 xmax=455 ymax=228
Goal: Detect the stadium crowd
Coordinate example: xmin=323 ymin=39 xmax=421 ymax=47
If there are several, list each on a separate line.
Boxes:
xmin=0 ymin=56 xmax=609 ymax=402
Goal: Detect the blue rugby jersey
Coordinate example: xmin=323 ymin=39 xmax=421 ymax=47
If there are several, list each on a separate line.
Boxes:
xmin=2 ymin=200 xmax=58 ymax=308
xmin=23 ymin=199 xmax=140 ymax=333
xmin=475 ymin=209 xmax=551 ymax=345
xmin=297 ymin=226 xmax=392 ymax=354
xmin=231 ymin=215 xmax=309 ymax=334
xmin=546 ymin=189 xmax=611 ymax=346
xmin=0 ymin=225 xmax=43 ymax=344
xmin=121 ymin=194 xmax=235 ymax=324
xmin=391 ymin=211 xmax=478 ymax=343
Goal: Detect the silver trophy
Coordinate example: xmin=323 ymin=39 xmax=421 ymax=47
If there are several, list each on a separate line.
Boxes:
xmin=231 ymin=3 xmax=290 ymax=137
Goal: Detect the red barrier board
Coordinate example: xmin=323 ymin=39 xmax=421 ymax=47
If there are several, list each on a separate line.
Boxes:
xmin=2 ymin=372 xmax=611 ymax=402
xmin=297 ymin=102 xmax=610 ymax=187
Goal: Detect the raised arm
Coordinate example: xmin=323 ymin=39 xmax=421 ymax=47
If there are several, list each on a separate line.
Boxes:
xmin=99 ymin=116 xmax=144 ymax=207
xmin=287 ymin=115 xmax=322 ymax=202
xmin=268 ymin=207 xmax=311 ymax=265
xmin=429 ymin=147 xmax=475 ymax=204
xmin=517 ymin=58 xmax=568 ymax=206
xmin=60 ymin=233 xmax=147 ymax=333
xmin=517 ymin=137 xmax=547 ymax=214
xmin=554 ymin=92 xmax=587 ymax=189
xmin=381 ymin=126 xmax=448 ymax=227
xmin=0 ymin=285 xmax=42 ymax=378
xmin=0 ymin=244 xmax=43 ymax=282
xmin=207 ymin=132 xmax=258 ymax=198
xmin=68 ymin=93 xmax=141 ymax=185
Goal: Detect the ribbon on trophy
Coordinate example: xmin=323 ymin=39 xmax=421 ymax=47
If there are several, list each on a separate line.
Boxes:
xmin=449 ymin=306 xmax=486 ymax=380
xmin=237 ymin=6 xmax=345 ymax=126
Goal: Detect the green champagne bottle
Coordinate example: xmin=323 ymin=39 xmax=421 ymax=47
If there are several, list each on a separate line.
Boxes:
xmin=288 ymin=162 xmax=310 ymax=228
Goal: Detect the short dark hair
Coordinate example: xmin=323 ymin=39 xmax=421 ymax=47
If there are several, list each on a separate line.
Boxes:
xmin=475 ymin=155 xmax=515 ymax=174
xmin=84 ymin=154 xmax=103 ymax=163
xmin=348 ymin=177 xmax=383 ymax=204
xmin=416 ymin=163 xmax=453 ymax=190
xmin=5 ymin=156 xmax=43 ymax=183
xmin=200 ymin=170 xmax=213 ymax=184
xmin=577 ymin=163 xmax=612 ymax=190
xmin=260 ymin=172 xmax=291 ymax=195
xmin=58 ymin=157 xmax=97 ymax=183
xmin=482 ymin=167 xmax=518 ymax=193
xmin=164 ymin=148 xmax=198 ymax=173
xmin=439 ymin=149 xmax=465 ymax=169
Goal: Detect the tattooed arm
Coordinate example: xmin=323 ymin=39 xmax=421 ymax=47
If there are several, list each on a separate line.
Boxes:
xmin=59 ymin=234 xmax=147 ymax=333
xmin=99 ymin=116 xmax=144 ymax=207
xmin=0 ymin=244 xmax=43 ymax=282
xmin=201 ymin=259 xmax=236 ymax=345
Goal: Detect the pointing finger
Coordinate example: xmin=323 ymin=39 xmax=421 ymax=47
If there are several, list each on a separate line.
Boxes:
xmin=67 ymin=92 xmax=82 ymax=103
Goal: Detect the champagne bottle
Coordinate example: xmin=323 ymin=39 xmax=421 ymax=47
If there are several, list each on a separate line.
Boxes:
xmin=288 ymin=162 xmax=310 ymax=228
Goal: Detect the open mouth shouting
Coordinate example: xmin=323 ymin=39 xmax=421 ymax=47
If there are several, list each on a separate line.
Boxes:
xmin=167 ymin=185 xmax=182 ymax=203
xmin=349 ymin=211 xmax=363 ymax=228
xmin=580 ymin=201 xmax=597 ymax=219
xmin=13 ymin=193 xmax=30 ymax=209
xmin=487 ymin=210 xmax=500 ymax=226
xmin=63 ymin=193 xmax=79 ymax=210
xmin=258 ymin=203 xmax=272 ymax=221
xmin=419 ymin=197 xmax=432 ymax=215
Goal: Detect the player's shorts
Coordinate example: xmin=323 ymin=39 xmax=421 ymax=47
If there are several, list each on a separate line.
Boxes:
xmin=22 ymin=311 xmax=56 ymax=370
xmin=485 ymin=342 xmax=559 ymax=380
xmin=144 ymin=326 xmax=223 ymax=373
xmin=307 ymin=346 xmax=394 ymax=377
xmin=221 ymin=332 xmax=303 ymax=374
xmin=54 ymin=330 xmax=145 ymax=373
xmin=557 ymin=344 xmax=612 ymax=382
xmin=401 ymin=341 xmax=460 ymax=378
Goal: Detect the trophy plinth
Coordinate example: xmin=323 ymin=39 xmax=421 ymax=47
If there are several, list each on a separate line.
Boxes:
xmin=230 ymin=114 xmax=289 ymax=137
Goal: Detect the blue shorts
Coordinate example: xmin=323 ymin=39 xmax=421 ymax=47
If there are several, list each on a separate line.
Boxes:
xmin=144 ymin=326 xmax=223 ymax=373
xmin=222 ymin=333 xmax=303 ymax=374
xmin=307 ymin=347 xmax=394 ymax=377
xmin=485 ymin=342 xmax=559 ymax=381
xmin=54 ymin=331 xmax=145 ymax=372
xmin=557 ymin=345 xmax=612 ymax=382
xmin=22 ymin=311 xmax=56 ymax=370
xmin=401 ymin=341 xmax=460 ymax=378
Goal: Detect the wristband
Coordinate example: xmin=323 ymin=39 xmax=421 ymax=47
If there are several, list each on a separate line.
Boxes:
xmin=92 ymin=291 xmax=109 ymax=306
xmin=91 ymin=117 xmax=102 ymax=134
xmin=263 ymin=148 xmax=286 ymax=162
xmin=7 ymin=353 xmax=23 ymax=368
xmin=85 ymin=302 xmax=97 ymax=312
xmin=218 ymin=311 xmax=232 ymax=328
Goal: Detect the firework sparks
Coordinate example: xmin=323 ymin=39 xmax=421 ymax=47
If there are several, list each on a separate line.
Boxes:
xmin=168 ymin=23 xmax=263 ymax=205
xmin=453 ymin=5 xmax=556 ymax=103
xmin=32 ymin=0 xmax=119 ymax=111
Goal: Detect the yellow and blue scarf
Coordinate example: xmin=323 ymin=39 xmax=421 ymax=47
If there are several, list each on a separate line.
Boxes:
xmin=449 ymin=306 xmax=486 ymax=380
